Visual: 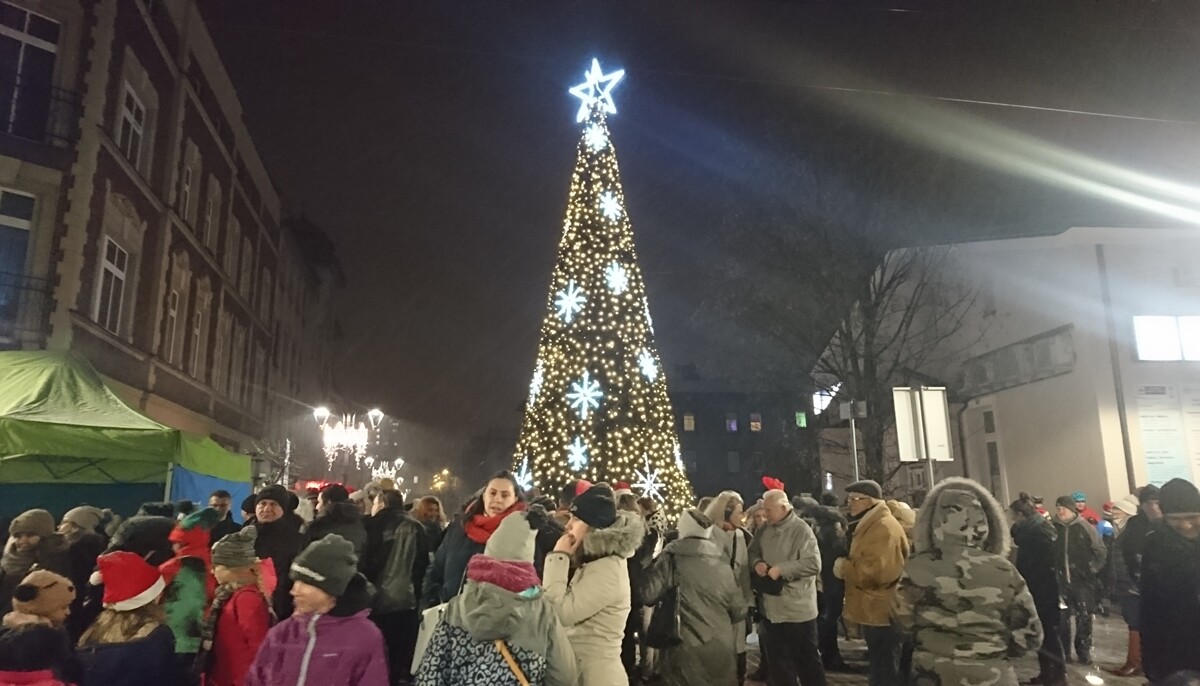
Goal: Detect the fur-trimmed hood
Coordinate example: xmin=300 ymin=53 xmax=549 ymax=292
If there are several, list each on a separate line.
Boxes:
xmin=580 ymin=510 xmax=644 ymax=561
xmin=914 ymin=477 xmax=1010 ymax=557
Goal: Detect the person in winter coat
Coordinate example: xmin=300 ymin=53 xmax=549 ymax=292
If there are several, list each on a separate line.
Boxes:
xmin=748 ymin=489 xmax=827 ymax=686
xmin=894 ymin=477 xmax=1041 ymax=686
xmin=1108 ymin=485 xmax=1162 ymax=678
xmin=543 ymin=483 xmax=644 ymax=686
xmin=77 ymin=551 xmax=178 ymax=686
xmin=0 ymin=511 xmax=71 ymax=618
xmin=704 ymin=492 xmax=756 ymax=683
xmin=306 ymin=484 xmax=368 ymax=558
xmin=794 ymin=495 xmax=847 ymax=674
xmin=641 ymin=509 xmax=744 ymax=686
xmin=1140 ymin=478 xmax=1200 ymax=683
xmin=362 ymin=490 xmax=430 ymax=684
xmin=833 ymin=480 xmax=909 ymax=686
xmin=0 ymin=624 xmax=77 ymax=686
xmin=1072 ymin=492 xmax=1102 ymax=527
xmin=56 ymin=507 xmax=109 ymax=642
xmin=208 ymin=491 xmax=242 ymax=544
xmin=1103 ymin=495 xmax=1142 ymax=677
xmin=246 ymin=534 xmax=388 ymax=686
xmin=423 ymin=471 xmax=527 ymax=607
xmin=198 ymin=526 xmax=271 ymax=686
xmin=1011 ymin=495 xmax=1066 ymax=686
xmin=417 ymin=509 xmax=577 ymax=686
xmin=1052 ymin=494 xmax=1107 ymax=665
xmin=247 ymin=485 xmax=307 ymax=620
xmin=414 ymin=496 xmax=448 ymax=554
xmin=160 ymin=507 xmax=220 ymax=674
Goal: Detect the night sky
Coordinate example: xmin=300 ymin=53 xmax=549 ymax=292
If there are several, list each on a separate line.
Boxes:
xmin=201 ymin=1 xmax=1200 ymax=467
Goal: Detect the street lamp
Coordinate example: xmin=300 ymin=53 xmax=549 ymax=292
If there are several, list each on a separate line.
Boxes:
xmin=367 ymin=408 xmax=384 ymax=430
xmin=313 ymin=406 xmax=331 ymax=427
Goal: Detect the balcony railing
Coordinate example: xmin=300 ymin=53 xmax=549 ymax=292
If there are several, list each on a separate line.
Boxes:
xmin=0 ymin=270 xmax=52 ymax=348
xmin=0 ymin=80 xmax=81 ymax=148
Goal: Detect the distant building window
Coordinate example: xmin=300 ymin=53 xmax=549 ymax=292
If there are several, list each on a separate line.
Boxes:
xmin=749 ymin=413 xmax=762 ymax=432
xmin=179 ymin=166 xmax=192 ymax=220
xmin=752 ymin=451 xmax=764 ymax=471
xmin=726 ymin=451 xmax=740 ymax=473
xmin=239 ymin=236 xmax=253 ymax=299
xmin=1134 ymin=315 xmax=1200 ymax=361
xmin=982 ymin=409 xmax=996 ymax=434
xmin=117 ymin=85 xmax=145 ymax=167
xmin=725 ymin=413 xmax=738 ymax=432
xmin=908 ymin=466 xmax=926 ymax=490
xmin=682 ymin=412 xmax=695 ymax=432
xmin=94 ymin=237 xmax=128 ymax=333
xmin=163 ymin=289 xmax=179 ymax=363
xmin=813 ymin=382 xmax=841 ymax=416
xmin=224 ymin=217 xmax=240 ymax=277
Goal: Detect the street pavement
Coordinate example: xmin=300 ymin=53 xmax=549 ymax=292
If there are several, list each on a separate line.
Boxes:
xmin=744 ymin=615 xmax=1141 ymax=686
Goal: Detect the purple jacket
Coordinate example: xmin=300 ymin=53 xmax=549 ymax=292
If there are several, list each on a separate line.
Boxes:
xmin=245 ymin=576 xmax=387 ymax=686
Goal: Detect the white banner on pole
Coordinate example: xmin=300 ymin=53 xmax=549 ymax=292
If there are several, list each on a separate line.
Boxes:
xmin=894 ymin=388 xmax=922 ymax=463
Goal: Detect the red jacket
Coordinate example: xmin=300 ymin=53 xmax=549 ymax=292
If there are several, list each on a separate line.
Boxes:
xmin=207 ymin=585 xmax=272 ymax=686
xmin=1076 ymin=505 xmax=1102 ymax=526
xmin=0 ymin=670 xmax=71 ymax=685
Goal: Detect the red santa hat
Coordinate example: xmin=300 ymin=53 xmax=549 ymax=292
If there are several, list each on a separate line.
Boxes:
xmin=613 ymin=482 xmax=634 ymax=498
xmin=574 ymin=480 xmax=593 ymax=497
xmin=97 ymin=551 xmax=165 ymax=611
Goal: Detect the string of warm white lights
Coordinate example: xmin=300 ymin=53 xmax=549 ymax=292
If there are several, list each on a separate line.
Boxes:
xmin=513 ymin=59 xmax=696 ymax=517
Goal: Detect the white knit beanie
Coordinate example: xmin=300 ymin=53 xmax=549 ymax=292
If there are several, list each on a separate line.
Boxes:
xmin=483 ymin=512 xmax=536 ymax=562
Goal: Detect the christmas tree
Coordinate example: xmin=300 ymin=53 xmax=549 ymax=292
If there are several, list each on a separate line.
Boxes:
xmin=512 ymin=59 xmax=695 ymax=515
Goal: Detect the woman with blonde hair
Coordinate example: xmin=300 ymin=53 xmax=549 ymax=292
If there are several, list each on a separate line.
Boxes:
xmin=704 ymin=491 xmax=755 ymax=683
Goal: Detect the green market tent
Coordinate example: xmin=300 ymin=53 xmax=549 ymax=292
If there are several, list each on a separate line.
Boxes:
xmin=0 ymin=351 xmax=250 ymax=516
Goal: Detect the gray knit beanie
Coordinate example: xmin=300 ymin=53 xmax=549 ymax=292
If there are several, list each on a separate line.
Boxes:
xmin=484 ymin=511 xmax=537 ymax=562
xmin=62 ymin=506 xmax=104 ymax=532
xmin=290 ymin=534 xmax=358 ymax=597
xmin=211 ymin=526 xmax=258 ymax=568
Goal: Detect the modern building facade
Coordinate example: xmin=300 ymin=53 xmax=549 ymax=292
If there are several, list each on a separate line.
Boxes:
xmin=0 ymin=0 xmax=339 ymax=454
xmin=819 ymin=227 xmax=1200 ymax=507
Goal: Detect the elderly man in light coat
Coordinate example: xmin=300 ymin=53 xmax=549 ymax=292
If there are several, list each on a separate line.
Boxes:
xmin=748 ymin=489 xmax=828 ymax=686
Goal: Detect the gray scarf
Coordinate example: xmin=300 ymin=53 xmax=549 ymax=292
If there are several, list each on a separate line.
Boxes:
xmin=1 ymin=540 xmax=36 ymax=576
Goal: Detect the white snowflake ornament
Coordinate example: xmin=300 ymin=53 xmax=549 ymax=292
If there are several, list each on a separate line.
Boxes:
xmin=514 ymin=456 xmax=533 ymax=491
xmin=584 ymin=124 xmax=608 ymax=151
xmin=567 ymin=371 xmax=603 ymax=421
xmin=633 ymin=455 xmax=666 ymax=501
xmin=605 ymin=261 xmax=628 ymax=294
xmin=638 ymin=349 xmax=657 ymax=382
xmin=599 ymin=192 xmax=623 ymax=221
xmin=528 ymin=361 xmax=544 ymax=405
xmin=566 ymin=437 xmax=589 ymax=471
xmin=555 ymin=281 xmax=585 ymax=324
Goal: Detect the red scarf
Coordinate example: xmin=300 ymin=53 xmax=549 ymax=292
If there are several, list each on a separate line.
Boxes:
xmin=465 ymin=502 xmax=526 ymax=544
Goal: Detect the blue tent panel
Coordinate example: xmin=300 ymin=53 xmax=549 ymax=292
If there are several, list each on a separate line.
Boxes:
xmin=169 ymin=465 xmax=252 ymax=524
xmin=0 ymin=482 xmax=163 ymax=520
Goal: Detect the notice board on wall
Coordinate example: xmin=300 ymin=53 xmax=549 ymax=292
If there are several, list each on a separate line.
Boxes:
xmin=1136 ymin=384 xmax=1200 ymax=484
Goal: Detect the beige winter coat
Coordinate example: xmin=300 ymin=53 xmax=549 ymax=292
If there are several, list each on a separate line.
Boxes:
xmin=834 ymin=500 xmax=909 ymax=627
xmin=543 ymin=511 xmax=645 ymax=686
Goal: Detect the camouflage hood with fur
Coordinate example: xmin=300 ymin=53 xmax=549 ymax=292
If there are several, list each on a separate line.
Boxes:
xmin=912 ymin=477 xmax=1010 ymax=557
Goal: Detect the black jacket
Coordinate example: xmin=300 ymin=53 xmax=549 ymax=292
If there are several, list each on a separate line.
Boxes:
xmin=801 ymin=505 xmax=849 ymax=576
xmin=251 ymin=515 xmax=307 ymax=620
xmin=1011 ymin=515 xmax=1060 ymax=620
xmin=363 ymin=507 xmax=429 ymax=614
xmin=64 ymin=531 xmax=107 ymax=642
xmin=306 ymin=502 xmax=368 ymax=558
xmin=1118 ymin=511 xmax=1156 ymax=589
xmin=1140 ymin=526 xmax=1200 ymax=681
xmin=422 ymin=522 xmax=484 ymax=609
xmin=1052 ymin=515 xmax=1106 ymax=599
xmin=209 ymin=513 xmax=242 ymax=544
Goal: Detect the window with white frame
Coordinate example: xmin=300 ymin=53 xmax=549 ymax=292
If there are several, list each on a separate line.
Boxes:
xmin=682 ymin=412 xmax=695 ymax=432
xmin=0 ymin=189 xmax=35 ymax=282
xmin=94 ymin=237 xmax=129 ymax=334
xmin=1134 ymin=316 xmax=1200 ymax=362
xmin=212 ymin=311 xmax=231 ymax=393
xmin=0 ymin=5 xmax=60 ymax=141
xmin=117 ymin=85 xmax=145 ymax=168
xmin=188 ymin=304 xmax=201 ymax=375
xmin=259 ymin=267 xmax=272 ymax=320
xmin=163 ymin=289 xmax=179 ymax=363
xmin=229 ymin=323 xmax=246 ymax=402
xmin=203 ymin=176 xmax=221 ymax=251
xmin=178 ymin=140 xmax=200 ymax=225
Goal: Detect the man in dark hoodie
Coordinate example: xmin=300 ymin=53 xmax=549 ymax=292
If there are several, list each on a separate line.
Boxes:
xmin=1140 ymin=478 xmax=1200 ymax=683
xmin=1053 ymin=494 xmax=1108 ymax=665
xmin=796 ymin=496 xmax=853 ymax=672
xmin=306 ymin=484 xmax=368 ymax=557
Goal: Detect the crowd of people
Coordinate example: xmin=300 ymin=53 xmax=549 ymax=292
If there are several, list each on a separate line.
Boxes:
xmin=0 ymin=471 xmax=1196 ymax=686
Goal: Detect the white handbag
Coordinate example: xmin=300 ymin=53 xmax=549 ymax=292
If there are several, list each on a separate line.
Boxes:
xmin=411 ymin=601 xmax=447 ymax=673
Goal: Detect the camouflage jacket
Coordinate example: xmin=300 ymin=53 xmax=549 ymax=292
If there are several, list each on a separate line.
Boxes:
xmin=894 ymin=478 xmax=1041 ymax=686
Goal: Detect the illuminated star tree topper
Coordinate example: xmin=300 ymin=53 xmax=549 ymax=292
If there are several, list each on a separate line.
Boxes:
xmin=513 ymin=58 xmax=695 ymax=517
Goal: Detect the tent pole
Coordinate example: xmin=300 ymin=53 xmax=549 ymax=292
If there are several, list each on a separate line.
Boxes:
xmin=164 ymin=462 xmax=174 ymax=502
